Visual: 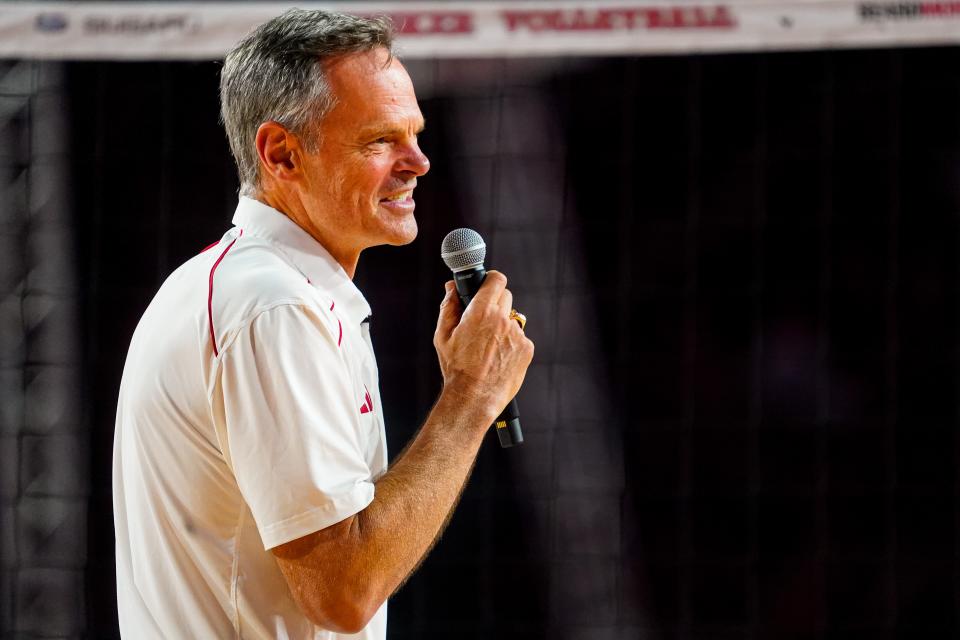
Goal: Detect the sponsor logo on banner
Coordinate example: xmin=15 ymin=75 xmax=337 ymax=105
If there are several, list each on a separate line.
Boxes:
xmin=34 ymin=13 xmax=69 ymax=32
xmin=367 ymin=12 xmax=474 ymax=34
xmin=501 ymin=6 xmax=737 ymax=32
xmin=860 ymin=2 xmax=960 ymax=19
xmin=82 ymin=14 xmax=200 ymax=35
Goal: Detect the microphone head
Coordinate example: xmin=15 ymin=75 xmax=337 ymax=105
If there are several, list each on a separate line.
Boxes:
xmin=440 ymin=228 xmax=486 ymax=273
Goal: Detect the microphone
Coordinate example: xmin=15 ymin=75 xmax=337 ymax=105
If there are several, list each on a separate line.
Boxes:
xmin=440 ymin=228 xmax=523 ymax=448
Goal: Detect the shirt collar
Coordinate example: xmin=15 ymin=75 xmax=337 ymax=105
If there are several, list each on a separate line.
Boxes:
xmin=231 ymin=196 xmax=372 ymax=326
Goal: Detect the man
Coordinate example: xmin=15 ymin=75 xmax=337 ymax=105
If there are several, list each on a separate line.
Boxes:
xmin=113 ymin=9 xmax=533 ymax=639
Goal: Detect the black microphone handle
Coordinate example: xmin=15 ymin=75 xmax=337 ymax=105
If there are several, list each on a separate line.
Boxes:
xmin=453 ymin=266 xmax=524 ymax=448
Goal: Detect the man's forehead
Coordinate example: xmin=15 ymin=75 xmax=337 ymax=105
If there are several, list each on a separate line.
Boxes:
xmin=323 ymin=48 xmax=423 ymax=127
xmin=324 ymin=47 xmax=406 ymax=90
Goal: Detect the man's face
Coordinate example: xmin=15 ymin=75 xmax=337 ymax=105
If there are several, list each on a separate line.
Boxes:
xmin=298 ymin=48 xmax=429 ymax=256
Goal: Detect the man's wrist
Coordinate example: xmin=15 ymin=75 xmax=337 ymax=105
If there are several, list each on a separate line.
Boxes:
xmin=436 ymin=376 xmax=502 ymax=429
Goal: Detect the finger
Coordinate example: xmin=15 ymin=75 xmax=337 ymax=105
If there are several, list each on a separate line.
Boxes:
xmin=434 ymin=281 xmax=462 ymax=341
xmin=497 ymin=287 xmax=513 ymax=320
xmin=468 ymin=270 xmax=507 ymax=310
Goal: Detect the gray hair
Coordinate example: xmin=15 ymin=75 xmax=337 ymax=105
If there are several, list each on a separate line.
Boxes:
xmin=220 ymin=9 xmax=395 ymax=196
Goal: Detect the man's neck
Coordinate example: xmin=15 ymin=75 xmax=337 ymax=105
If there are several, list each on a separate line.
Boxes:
xmin=253 ymin=190 xmax=360 ymax=278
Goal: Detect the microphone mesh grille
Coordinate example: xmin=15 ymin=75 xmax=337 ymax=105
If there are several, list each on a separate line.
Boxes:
xmin=440 ymin=228 xmax=486 ymax=271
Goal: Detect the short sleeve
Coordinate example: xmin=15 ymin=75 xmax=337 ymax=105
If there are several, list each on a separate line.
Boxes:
xmin=218 ymin=303 xmax=374 ymax=550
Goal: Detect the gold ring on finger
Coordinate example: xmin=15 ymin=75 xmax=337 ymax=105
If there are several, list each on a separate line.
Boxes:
xmin=509 ymin=308 xmax=527 ymax=331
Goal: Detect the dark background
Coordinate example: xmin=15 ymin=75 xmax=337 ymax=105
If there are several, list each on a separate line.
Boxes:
xmin=3 ymin=45 xmax=960 ymax=638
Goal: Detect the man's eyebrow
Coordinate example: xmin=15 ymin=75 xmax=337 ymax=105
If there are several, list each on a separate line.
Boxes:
xmin=359 ymin=119 xmax=427 ymax=139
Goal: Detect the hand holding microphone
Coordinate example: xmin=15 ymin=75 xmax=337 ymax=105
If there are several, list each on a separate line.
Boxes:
xmin=438 ymin=229 xmax=531 ymax=448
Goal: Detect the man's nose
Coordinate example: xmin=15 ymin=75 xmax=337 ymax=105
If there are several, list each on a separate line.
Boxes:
xmin=398 ymin=141 xmax=430 ymax=177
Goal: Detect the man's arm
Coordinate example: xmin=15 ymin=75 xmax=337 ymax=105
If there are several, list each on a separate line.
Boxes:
xmin=271 ymin=272 xmax=533 ymax=633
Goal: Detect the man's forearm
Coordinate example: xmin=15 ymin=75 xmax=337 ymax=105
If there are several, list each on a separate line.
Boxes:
xmin=354 ymin=386 xmax=492 ymax=605
xmin=274 ymin=385 xmax=494 ymax=633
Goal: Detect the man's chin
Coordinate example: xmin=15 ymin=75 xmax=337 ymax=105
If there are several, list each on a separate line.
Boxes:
xmin=380 ymin=219 xmax=418 ymax=247
xmin=390 ymin=228 xmax=418 ymax=247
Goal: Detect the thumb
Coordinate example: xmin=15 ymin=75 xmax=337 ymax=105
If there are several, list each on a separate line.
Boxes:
xmin=435 ymin=281 xmax=462 ymax=341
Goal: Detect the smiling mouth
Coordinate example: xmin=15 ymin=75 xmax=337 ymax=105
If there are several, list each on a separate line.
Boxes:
xmin=381 ymin=191 xmax=413 ymax=203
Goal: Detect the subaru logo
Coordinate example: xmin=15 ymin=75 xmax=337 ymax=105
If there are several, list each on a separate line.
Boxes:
xmin=35 ymin=13 xmax=69 ymax=32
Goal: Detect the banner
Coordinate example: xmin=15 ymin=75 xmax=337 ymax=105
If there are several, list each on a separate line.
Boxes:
xmin=2 ymin=1 xmax=960 ymax=59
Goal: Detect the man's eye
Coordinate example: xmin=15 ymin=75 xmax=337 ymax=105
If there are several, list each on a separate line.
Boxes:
xmin=371 ymin=137 xmax=389 ymax=145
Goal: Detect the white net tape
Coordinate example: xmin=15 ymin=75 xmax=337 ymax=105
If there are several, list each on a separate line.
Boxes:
xmin=0 ymin=1 xmax=959 ymax=60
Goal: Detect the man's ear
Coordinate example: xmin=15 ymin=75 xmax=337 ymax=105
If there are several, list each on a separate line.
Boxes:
xmin=255 ymin=121 xmax=302 ymax=184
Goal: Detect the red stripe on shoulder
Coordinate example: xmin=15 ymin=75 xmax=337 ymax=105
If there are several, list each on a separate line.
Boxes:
xmin=328 ymin=301 xmax=342 ymax=347
xmin=207 ymin=229 xmax=243 ymax=357
xmin=199 ymin=240 xmax=220 ymax=254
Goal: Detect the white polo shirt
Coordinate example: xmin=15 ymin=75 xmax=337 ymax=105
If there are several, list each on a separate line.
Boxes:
xmin=113 ymin=197 xmax=388 ymax=639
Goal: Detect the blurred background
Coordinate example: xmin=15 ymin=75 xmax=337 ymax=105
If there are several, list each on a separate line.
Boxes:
xmin=2 ymin=2 xmax=960 ymax=639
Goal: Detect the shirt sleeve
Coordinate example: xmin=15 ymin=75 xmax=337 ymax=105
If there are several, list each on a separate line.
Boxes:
xmin=218 ymin=303 xmax=374 ymax=550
